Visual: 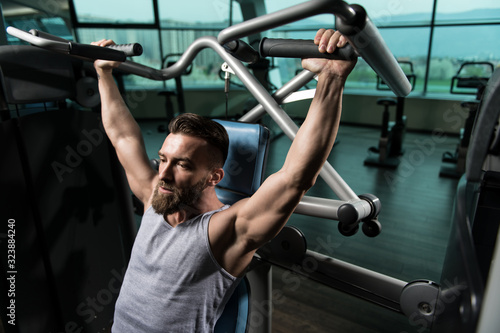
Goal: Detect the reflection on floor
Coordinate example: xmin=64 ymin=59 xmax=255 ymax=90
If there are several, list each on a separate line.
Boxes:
xmin=138 ymin=120 xmax=460 ymax=333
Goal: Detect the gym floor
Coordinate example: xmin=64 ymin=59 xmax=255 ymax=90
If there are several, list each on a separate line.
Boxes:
xmin=267 ymin=124 xmax=459 ymax=333
xmin=138 ymin=119 xmax=460 ymax=333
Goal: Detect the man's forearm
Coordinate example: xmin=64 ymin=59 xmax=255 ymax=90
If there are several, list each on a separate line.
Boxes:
xmin=282 ymin=73 xmax=345 ymax=189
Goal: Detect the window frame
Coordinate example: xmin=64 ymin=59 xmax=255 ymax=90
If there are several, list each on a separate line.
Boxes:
xmin=67 ymin=0 xmax=500 ymax=97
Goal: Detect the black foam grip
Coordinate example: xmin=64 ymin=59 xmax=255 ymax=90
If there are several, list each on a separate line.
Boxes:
xmin=107 ymin=43 xmax=143 ymax=57
xmin=259 ymin=38 xmax=357 ymax=61
xmin=69 ymin=42 xmax=127 ymax=62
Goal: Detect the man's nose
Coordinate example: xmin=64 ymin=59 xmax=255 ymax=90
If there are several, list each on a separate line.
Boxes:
xmin=159 ymin=162 xmax=173 ymax=181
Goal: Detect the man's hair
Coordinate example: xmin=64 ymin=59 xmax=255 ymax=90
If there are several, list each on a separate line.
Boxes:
xmin=168 ymin=113 xmax=229 ymax=169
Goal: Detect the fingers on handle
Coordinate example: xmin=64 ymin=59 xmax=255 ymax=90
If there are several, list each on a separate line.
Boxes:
xmin=337 ymin=35 xmax=348 ymax=48
xmin=315 ymin=29 xmax=343 ymax=54
xmin=91 ymin=39 xmax=116 ymax=47
xmin=314 ymin=28 xmax=327 ymax=45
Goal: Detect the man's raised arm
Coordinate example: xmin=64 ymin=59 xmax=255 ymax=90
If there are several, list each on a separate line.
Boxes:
xmin=224 ymin=29 xmax=357 ymax=261
xmin=93 ymin=39 xmax=157 ymax=206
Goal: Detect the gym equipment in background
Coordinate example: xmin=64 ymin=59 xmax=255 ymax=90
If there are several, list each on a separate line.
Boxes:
xmin=439 ymin=61 xmax=493 ymax=178
xmin=364 ymin=61 xmax=416 ymax=168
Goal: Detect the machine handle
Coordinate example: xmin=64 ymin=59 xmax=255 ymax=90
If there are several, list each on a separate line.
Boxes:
xmin=68 ymin=42 xmax=127 ymax=61
xmin=69 ymin=42 xmax=143 ymax=60
xmin=223 ymin=39 xmax=259 ymax=64
xmin=31 ymin=28 xmax=143 ymax=57
xmin=259 ymin=37 xmax=358 ymax=61
xmin=7 ymin=26 xmax=143 ymax=61
xmin=105 ymin=43 xmax=143 ymax=57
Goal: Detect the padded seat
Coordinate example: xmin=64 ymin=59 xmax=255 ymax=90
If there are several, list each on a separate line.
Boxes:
xmin=214 ymin=119 xmax=270 ymax=205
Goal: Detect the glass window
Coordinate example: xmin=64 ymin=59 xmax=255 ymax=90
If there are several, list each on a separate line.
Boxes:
xmin=41 ymin=17 xmax=73 ymax=40
xmin=160 ymin=30 xmax=225 ymax=88
xmin=264 ymin=0 xmax=334 ymax=30
xmin=345 ymin=27 xmax=430 ymax=94
xmin=156 ymin=1 xmax=248 ymax=88
xmin=428 ymin=25 xmax=500 ymax=93
xmin=8 ymin=18 xmax=43 ymax=35
xmin=158 ymin=0 xmax=243 ymax=29
xmin=352 ymin=0 xmax=434 ymax=26
xmin=72 ymin=0 xmax=155 ymax=24
xmin=65 ymin=0 xmax=500 ymax=97
xmin=436 ymin=0 xmax=500 ymax=24
xmin=260 ymin=1 xmax=434 ymax=94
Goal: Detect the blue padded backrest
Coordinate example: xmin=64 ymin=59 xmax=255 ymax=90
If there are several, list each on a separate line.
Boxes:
xmin=214 ymin=278 xmax=250 ymax=333
xmin=214 ymin=120 xmax=270 ymax=205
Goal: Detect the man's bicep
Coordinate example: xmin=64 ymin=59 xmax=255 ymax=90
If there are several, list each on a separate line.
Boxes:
xmin=236 ymin=171 xmax=303 ymax=248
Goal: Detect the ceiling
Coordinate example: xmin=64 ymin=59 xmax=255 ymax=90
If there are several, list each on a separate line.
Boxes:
xmin=1 ymin=0 xmax=69 ymax=18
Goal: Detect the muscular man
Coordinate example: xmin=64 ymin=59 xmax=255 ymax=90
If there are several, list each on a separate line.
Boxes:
xmin=93 ymin=28 xmax=356 ymax=332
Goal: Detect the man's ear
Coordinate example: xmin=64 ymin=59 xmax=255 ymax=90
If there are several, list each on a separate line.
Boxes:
xmin=208 ymin=168 xmax=224 ymax=186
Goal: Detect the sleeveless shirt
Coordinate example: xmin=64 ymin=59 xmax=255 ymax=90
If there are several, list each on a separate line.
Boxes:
xmin=112 ymin=205 xmax=240 ymax=332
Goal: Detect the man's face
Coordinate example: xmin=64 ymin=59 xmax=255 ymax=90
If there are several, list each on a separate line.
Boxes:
xmin=151 ymin=177 xmax=207 ymax=215
xmin=151 ymin=134 xmax=213 ymax=215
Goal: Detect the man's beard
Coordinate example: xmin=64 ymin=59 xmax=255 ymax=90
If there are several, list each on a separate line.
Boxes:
xmin=151 ymin=178 xmax=207 ymax=216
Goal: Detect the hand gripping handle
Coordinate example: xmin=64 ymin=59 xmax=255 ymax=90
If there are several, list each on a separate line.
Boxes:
xmin=63 ymin=41 xmax=143 ymax=61
xmin=259 ymin=37 xmax=358 ymax=61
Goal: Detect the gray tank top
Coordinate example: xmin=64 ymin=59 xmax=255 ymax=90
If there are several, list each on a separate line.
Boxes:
xmin=112 ymin=205 xmax=240 ymax=332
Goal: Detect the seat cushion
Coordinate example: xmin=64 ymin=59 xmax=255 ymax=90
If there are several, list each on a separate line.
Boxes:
xmin=215 ymin=120 xmax=270 ymax=204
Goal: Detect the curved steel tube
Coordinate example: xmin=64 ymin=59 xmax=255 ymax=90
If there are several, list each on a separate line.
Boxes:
xmin=337 ymin=14 xmax=412 ymax=97
xmin=218 ymin=0 xmax=411 ymax=97
xmin=6 ymin=26 xmax=69 ymax=53
xmin=218 ymin=0 xmax=356 ymax=44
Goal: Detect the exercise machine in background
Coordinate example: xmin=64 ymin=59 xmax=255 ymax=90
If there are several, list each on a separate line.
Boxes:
xmin=439 ymin=61 xmax=493 ymax=178
xmin=364 ymin=60 xmax=416 ymax=168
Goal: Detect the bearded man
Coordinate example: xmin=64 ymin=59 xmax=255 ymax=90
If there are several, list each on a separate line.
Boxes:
xmin=92 ymin=28 xmax=356 ymax=332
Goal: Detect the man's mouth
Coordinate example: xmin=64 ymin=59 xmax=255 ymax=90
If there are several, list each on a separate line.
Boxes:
xmin=158 ymin=181 xmax=175 ymax=194
xmin=159 ymin=186 xmax=172 ymax=194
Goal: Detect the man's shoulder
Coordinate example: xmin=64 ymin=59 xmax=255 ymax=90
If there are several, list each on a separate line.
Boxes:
xmin=211 ymin=199 xmax=247 ymax=219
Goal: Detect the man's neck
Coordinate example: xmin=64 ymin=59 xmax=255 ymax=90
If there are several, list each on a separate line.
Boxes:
xmin=165 ymin=210 xmax=194 ymax=227
xmin=164 ymin=192 xmax=225 ymax=227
